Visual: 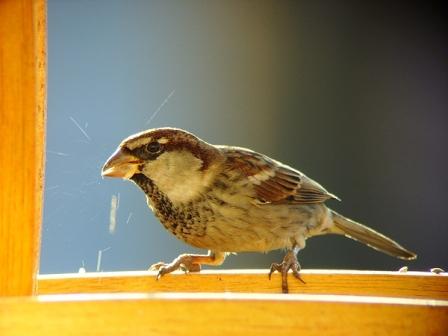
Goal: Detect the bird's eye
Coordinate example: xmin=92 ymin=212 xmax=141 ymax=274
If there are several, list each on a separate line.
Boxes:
xmin=146 ymin=141 xmax=161 ymax=154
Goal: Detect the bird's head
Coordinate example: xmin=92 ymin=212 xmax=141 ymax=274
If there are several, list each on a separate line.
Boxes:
xmin=102 ymin=127 xmax=223 ymax=203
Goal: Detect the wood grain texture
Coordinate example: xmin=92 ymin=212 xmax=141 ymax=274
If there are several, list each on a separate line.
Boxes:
xmin=0 ymin=293 xmax=447 ymax=336
xmin=38 ymin=270 xmax=448 ymax=299
xmin=0 ymin=0 xmax=46 ymax=296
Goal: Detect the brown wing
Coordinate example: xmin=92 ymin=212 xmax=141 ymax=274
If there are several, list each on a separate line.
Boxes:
xmin=222 ymin=147 xmax=339 ymax=204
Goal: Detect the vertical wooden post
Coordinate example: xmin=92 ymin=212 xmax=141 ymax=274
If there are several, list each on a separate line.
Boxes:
xmin=0 ymin=0 xmax=47 ymax=296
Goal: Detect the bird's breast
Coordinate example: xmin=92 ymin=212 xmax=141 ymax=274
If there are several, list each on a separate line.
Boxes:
xmin=143 ymin=176 xmax=331 ymax=253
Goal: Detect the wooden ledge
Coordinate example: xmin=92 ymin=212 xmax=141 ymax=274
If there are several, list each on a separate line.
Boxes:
xmin=38 ymin=269 xmax=448 ymax=299
xmin=1 ymin=292 xmax=447 ymax=335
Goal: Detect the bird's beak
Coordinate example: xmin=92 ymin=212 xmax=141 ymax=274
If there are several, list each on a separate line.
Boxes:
xmin=101 ymin=148 xmax=142 ymax=179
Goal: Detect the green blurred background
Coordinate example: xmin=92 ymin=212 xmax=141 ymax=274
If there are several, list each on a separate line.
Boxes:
xmin=41 ymin=1 xmax=447 ymax=274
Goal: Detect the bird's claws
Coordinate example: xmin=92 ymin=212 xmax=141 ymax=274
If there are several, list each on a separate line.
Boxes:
xmin=268 ymin=263 xmax=280 ymax=280
xmin=149 ymin=255 xmax=201 ymax=280
xmin=148 ymin=262 xmax=168 ymax=280
xmin=149 ymin=261 xmax=165 ymax=271
xmin=268 ymin=251 xmax=305 ymax=293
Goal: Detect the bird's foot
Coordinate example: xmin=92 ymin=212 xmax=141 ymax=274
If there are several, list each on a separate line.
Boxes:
xmin=269 ymin=250 xmax=305 ymax=293
xmin=150 ymin=254 xmax=201 ymax=280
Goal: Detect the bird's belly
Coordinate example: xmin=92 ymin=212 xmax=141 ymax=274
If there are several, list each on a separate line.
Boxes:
xmin=196 ymin=220 xmax=292 ymax=252
xmin=185 ymin=203 xmax=329 ymax=253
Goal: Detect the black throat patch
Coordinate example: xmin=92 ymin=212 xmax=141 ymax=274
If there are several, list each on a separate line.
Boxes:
xmin=130 ymin=173 xmax=208 ymax=241
xmin=131 ymin=173 xmax=154 ymax=195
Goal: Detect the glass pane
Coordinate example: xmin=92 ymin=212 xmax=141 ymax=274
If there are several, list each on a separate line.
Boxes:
xmin=41 ymin=1 xmax=446 ymax=274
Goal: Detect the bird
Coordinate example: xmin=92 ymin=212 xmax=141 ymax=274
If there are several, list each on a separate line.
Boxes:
xmin=101 ymin=127 xmax=416 ymax=293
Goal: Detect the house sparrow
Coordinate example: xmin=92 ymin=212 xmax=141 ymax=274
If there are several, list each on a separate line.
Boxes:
xmin=102 ymin=127 xmax=416 ymax=293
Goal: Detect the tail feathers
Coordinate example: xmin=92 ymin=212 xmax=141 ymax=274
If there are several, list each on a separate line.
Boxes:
xmin=329 ymin=210 xmax=417 ymax=260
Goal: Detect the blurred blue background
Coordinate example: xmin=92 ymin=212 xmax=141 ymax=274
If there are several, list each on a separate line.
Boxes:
xmin=41 ymin=1 xmax=447 ymax=274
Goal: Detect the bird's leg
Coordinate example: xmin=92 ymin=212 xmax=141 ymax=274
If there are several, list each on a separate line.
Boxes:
xmin=269 ymin=246 xmax=305 ymax=293
xmin=150 ymin=251 xmax=226 ymax=280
